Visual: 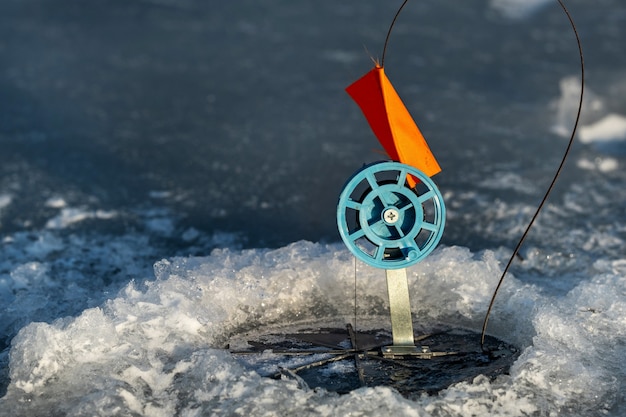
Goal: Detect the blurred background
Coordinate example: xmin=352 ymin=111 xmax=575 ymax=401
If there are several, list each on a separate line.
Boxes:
xmin=2 ymin=0 xmax=622 ymax=251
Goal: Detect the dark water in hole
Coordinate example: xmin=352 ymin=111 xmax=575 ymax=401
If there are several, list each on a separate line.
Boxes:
xmin=234 ymin=327 xmax=518 ymax=398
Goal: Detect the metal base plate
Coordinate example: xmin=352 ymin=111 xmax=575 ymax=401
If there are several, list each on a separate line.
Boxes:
xmin=230 ymin=325 xmax=518 ymax=398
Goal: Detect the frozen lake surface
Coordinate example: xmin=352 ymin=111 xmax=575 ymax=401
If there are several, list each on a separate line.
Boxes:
xmin=1 ymin=0 xmax=626 ymax=415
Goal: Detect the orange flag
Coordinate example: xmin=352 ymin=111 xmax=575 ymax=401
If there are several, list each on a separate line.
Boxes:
xmin=346 ymin=66 xmax=441 ymax=185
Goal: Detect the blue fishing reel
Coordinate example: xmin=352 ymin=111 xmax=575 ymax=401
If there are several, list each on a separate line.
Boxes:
xmin=337 ymin=161 xmax=445 ymax=269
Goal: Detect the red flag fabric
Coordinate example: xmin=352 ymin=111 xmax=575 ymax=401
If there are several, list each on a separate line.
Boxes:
xmin=346 ymin=66 xmax=441 ymax=183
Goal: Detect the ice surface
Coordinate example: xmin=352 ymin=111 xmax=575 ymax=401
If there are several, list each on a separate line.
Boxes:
xmin=44 ymin=197 xmax=67 ymax=209
xmin=580 ymin=114 xmax=626 ymax=144
xmin=45 ymin=207 xmax=118 ymax=229
xmin=0 ymin=195 xmax=11 ymax=211
xmin=552 ymin=76 xmax=606 ymax=139
xmin=576 ymin=156 xmax=619 ymax=172
xmin=489 ymin=0 xmax=553 ymax=19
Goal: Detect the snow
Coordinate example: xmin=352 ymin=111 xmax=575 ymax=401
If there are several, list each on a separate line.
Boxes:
xmin=45 ymin=208 xmax=118 ymax=229
xmin=552 ymin=76 xmax=605 ymax=139
xmin=1 ymin=242 xmax=624 ymax=415
xmin=44 ymin=197 xmax=67 ymax=209
xmin=489 ymin=0 xmax=553 ymax=19
xmin=0 ymin=195 xmax=11 ymax=211
xmin=579 ymin=114 xmax=626 ymax=144
xmin=576 ymin=156 xmax=619 ymax=172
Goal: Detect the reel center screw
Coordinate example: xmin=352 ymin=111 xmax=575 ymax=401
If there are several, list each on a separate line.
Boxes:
xmin=383 ymin=207 xmax=400 ymax=225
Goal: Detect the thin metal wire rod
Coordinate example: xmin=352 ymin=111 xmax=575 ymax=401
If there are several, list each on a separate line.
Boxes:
xmin=353 ymin=256 xmax=358 ymax=350
xmin=270 ymin=353 xmax=355 ymax=379
xmin=230 ymin=349 xmax=356 ymax=356
xmin=381 ymin=0 xmax=410 ymax=68
xmin=347 ymin=323 xmax=366 ymax=386
xmin=480 ymin=0 xmax=585 ymax=348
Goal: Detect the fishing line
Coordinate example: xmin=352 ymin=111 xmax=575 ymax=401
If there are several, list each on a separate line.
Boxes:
xmin=481 ymin=0 xmax=585 ymax=348
xmin=353 ymin=255 xmax=358 ymax=349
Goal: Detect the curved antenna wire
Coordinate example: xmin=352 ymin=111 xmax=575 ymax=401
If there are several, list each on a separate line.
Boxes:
xmin=381 ymin=0 xmax=410 ymax=68
xmin=480 ymin=0 xmax=585 ymax=348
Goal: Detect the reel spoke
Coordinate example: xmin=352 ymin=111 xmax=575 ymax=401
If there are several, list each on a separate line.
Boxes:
xmin=345 ymin=200 xmax=362 ymax=210
xmin=417 ymin=190 xmax=436 ymax=204
xmin=375 ymin=246 xmax=386 ymax=261
xmin=421 ymin=221 xmax=439 ymax=232
xmin=348 ymin=228 xmax=366 ymax=242
xmin=397 ymin=168 xmax=408 ymax=186
xmin=371 ymin=219 xmax=387 ymax=230
xmin=365 ymin=172 xmax=379 ymax=191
